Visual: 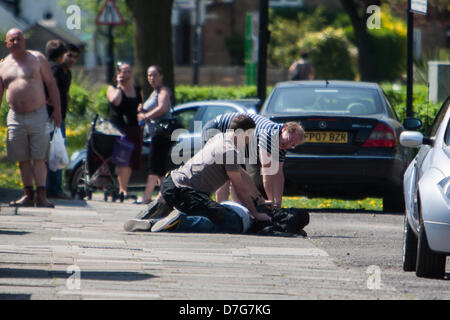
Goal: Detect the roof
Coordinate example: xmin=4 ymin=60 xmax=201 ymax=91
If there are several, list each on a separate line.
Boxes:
xmin=274 ymin=80 xmax=381 ymax=90
xmin=26 ymin=20 xmax=85 ymax=47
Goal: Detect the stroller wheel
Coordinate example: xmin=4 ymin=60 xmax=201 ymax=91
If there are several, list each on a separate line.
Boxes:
xmin=111 ymin=192 xmax=118 ymax=202
xmin=119 ymin=192 xmax=124 ymax=203
xmin=87 ymin=190 xmax=93 ymax=200
xmin=104 ymin=192 xmax=108 ymax=202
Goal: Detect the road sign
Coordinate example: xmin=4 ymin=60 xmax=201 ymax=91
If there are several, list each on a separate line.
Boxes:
xmin=95 ymin=0 xmax=126 ymax=26
xmin=410 ymin=0 xmax=428 ymax=15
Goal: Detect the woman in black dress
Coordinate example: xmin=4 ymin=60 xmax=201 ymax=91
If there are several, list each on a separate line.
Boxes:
xmin=107 ymin=62 xmax=143 ymax=200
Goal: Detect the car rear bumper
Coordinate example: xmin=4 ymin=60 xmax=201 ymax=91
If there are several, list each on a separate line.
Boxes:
xmin=283 ymin=154 xmax=405 ymax=196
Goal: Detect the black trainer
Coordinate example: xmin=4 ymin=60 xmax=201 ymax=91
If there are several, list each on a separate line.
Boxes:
xmin=135 ymin=200 xmax=173 ymax=220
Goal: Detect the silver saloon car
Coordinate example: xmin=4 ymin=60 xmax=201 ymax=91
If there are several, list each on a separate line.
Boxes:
xmin=400 ymin=97 xmax=450 ymax=279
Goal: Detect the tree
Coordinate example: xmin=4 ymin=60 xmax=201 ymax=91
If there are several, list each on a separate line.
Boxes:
xmin=339 ymin=0 xmax=381 ymax=81
xmin=125 ymin=0 xmax=174 ymax=99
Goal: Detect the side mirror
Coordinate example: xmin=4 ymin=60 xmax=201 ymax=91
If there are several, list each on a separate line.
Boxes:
xmin=400 ymin=131 xmax=423 ymax=148
xmin=400 ymin=131 xmax=434 ymax=148
xmin=403 ymin=118 xmax=422 ymax=130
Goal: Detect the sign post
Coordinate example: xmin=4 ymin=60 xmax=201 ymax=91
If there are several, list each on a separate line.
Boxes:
xmin=95 ymin=0 xmax=126 ymax=84
xmin=406 ymin=0 xmax=427 ymax=118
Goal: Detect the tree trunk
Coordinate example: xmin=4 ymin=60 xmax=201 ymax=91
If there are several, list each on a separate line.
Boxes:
xmin=125 ymin=0 xmax=175 ymax=100
xmin=340 ymin=0 xmax=380 ymax=81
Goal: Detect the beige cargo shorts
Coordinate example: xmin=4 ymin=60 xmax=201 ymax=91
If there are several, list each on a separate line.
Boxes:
xmin=6 ymin=106 xmax=50 ymax=162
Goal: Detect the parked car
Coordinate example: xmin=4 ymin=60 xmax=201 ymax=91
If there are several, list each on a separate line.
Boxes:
xmin=400 ymin=97 xmax=450 ymax=279
xmin=65 ymin=99 xmax=259 ymax=197
xmin=259 ymin=80 xmax=421 ymax=212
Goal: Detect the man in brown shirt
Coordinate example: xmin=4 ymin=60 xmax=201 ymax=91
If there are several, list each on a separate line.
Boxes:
xmin=0 ymin=28 xmax=62 ymax=207
xmin=124 ymin=115 xmax=272 ymax=233
xmin=160 ymin=115 xmax=272 ymax=231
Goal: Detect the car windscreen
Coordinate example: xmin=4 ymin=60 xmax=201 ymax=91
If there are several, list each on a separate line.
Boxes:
xmin=266 ymin=87 xmax=383 ymax=115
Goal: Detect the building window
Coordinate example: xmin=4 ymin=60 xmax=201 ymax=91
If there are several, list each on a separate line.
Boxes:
xmin=270 ymin=0 xmax=303 ymax=7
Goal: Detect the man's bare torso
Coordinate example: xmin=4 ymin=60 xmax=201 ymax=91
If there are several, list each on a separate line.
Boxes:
xmin=0 ymin=50 xmax=46 ymax=113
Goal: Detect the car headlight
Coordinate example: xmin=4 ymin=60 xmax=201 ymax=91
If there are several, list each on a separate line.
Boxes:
xmin=438 ymin=177 xmax=450 ymax=200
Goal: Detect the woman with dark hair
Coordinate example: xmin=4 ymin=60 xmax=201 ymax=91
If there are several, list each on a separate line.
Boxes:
xmin=136 ymin=65 xmax=173 ymax=204
xmin=107 ymin=62 xmax=143 ymax=201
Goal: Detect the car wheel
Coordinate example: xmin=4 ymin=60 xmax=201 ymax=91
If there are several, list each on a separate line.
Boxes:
xmin=383 ymin=189 xmax=405 ymax=213
xmin=416 ymin=221 xmax=446 ymax=279
xmin=403 ymin=216 xmax=417 ymax=272
xmin=70 ymin=164 xmax=86 ymax=198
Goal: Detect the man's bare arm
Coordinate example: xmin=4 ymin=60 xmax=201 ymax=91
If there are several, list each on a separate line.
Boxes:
xmin=0 ymin=76 xmax=4 ymax=109
xmin=262 ymin=164 xmax=284 ymax=208
xmin=259 ymin=148 xmax=285 ymax=206
xmin=36 ymin=52 xmax=61 ymax=127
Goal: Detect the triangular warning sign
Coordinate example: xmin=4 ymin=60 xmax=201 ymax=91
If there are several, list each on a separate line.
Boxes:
xmin=95 ymin=0 xmax=126 ymax=26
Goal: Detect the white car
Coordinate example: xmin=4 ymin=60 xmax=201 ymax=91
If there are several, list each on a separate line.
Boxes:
xmin=400 ymin=97 xmax=450 ymax=279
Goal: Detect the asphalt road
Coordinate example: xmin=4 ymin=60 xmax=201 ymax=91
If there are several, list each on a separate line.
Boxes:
xmin=307 ymin=211 xmax=450 ymax=299
xmin=0 ymin=192 xmax=449 ymax=300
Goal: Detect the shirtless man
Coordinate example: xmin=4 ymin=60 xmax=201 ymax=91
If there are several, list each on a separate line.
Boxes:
xmin=0 ymin=28 xmax=62 ymax=207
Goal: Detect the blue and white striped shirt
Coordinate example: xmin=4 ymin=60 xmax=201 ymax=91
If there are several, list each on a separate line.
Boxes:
xmin=209 ymin=112 xmax=287 ymax=163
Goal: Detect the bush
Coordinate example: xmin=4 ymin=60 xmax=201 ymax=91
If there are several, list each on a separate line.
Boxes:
xmin=68 ymin=83 xmax=91 ymax=118
xmin=268 ymin=7 xmax=356 ymax=80
xmin=298 ymin=27 xmax=356 ymax=80
xmin=370 ymin=29 xmax=406 ymax=82
xmin=175 ymin=85 xmax=261 ymax=104
xmin=382 ymin=82 xmax=441 ymax=134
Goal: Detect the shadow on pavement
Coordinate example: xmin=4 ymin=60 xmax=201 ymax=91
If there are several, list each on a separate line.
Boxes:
xmin=0 ymin=230 xmax=30 ymax=236
xmin=0 ymin=293 xmax=31 ymax=300
xmin=0 ymin=268 xmax=156 ymax=282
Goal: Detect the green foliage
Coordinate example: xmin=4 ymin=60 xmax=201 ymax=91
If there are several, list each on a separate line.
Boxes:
xmin=68 ymin=83 xmax=90 ymax=118
xmin=366 ymin=6 xmax=407 ymax=82
xmin=92 ymin=85 xmax=110 ymax=118
xmin=174 ymin=85 xmax=260 ymax=104
xmin=268 ymin=7 xmax=327 ymax=67
xmin=269 ymin=7 xmax=356 ymax=80
xmin=0 ymin=95 xmax=8 ymax=127
xmin=382 ymin=83 xmax=440 ymax=134
xmin=299 ymin=27 xmax=356 ymax=80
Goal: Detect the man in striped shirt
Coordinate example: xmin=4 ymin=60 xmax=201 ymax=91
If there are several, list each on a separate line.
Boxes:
xmin=202 ymin=113 xmax=305 ymax=208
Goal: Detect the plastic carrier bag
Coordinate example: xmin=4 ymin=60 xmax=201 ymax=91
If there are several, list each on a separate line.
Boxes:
xmin=48 ymin=128 xmax=69 ymax=171
xmin=112 ymin=136 xmax=135 ymax=166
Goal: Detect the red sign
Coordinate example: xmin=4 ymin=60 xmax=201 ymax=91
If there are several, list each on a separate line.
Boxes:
xmin=95 ymin=0 xmax=126 ymax=26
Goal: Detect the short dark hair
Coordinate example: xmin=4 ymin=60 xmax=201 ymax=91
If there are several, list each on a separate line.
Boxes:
xmin=45 ymin=40 xmax=67 ymax=61
xmin=229 ymin=114 xmax=256 ymax=131
xmin=66 ymin=43 xmax=80 ymax=53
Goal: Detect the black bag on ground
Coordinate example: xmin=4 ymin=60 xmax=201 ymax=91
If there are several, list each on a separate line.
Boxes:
xmin=249 ymin=207 xmax=310 ymax=237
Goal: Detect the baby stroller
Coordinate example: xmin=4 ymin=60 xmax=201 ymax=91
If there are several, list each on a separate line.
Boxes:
xmin=79 ymin=115 xmax=128 ymax=202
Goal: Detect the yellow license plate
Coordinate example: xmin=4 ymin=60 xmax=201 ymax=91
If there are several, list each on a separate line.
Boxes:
xmin=305 ymin=131 xmax=348 ymax=143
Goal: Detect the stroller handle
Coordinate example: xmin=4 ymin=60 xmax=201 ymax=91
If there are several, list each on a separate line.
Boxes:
xmin=91 ymin=114 xmax=99 ymax=130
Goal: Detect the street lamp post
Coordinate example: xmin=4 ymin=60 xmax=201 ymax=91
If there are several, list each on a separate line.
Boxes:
xmin=257 ymin=0 xmax=269 ymax=109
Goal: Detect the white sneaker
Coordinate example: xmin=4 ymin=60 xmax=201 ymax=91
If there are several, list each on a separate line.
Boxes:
xmin=151 ymin=210 xmax=182 ymax=232
xmin=123 ymin=219 xmax=153 ymax=232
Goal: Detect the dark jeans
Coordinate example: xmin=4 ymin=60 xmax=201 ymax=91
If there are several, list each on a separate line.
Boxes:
xmin=161 ymin=173 xmax=243 ymax=234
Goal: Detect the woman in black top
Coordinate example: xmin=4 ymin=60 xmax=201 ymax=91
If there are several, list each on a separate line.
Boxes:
xmin=107 ymin=62 xmax=143 ymax=200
